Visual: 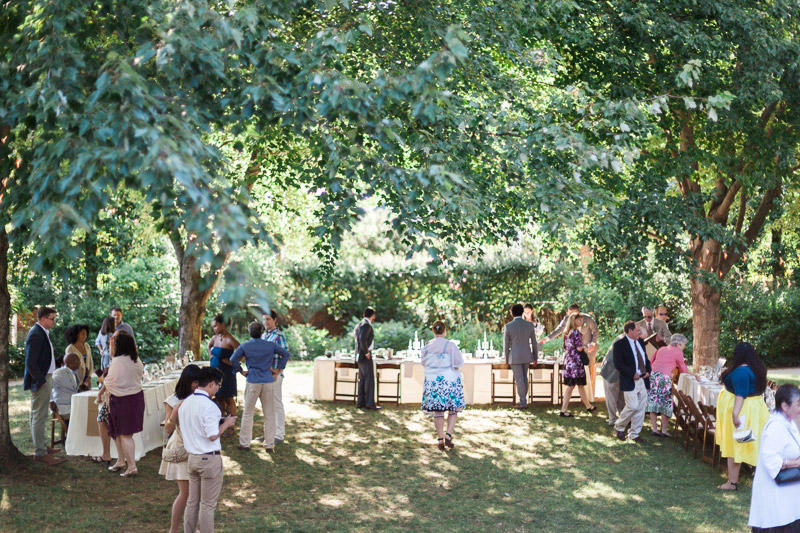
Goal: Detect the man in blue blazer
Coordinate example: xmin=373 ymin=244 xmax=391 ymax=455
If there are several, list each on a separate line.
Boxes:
xmin=24 ymin=306 xmax=65 ymax=464
xmin=612 ymin=321 xmax=651 ymax=443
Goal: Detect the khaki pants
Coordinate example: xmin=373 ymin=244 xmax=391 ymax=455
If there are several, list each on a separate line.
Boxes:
xmin=240 ymin=382 xmax=275 ymax=448
xmin=273 ymin=374 xmax=285 ymax=441
xmin=184 ymin=454 xmax=224 ymax=533
xmin=615 ymin=379 xmax=648 ymax=439
xmin=30 ymin=375 xmax=52 ymax=457
xmin=603 ymin=378 xmax=626 ymax=426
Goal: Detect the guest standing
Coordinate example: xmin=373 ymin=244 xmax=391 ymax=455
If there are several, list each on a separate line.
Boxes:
xmin=64 ymin=323 xmax=93 ymax=390
xmin=99 ymin=331 xmax=144 ymax=477
xmin=262 ymin=309 xmax=290 ymax=445
xmin=559 ymin=314 xmax=596 ymax=417
xmin=503 ymin=303 xmax=538 ymax=409
xmin=716 ymin=342 xmax=769 ymax=491
xmin=179 ymin=367 xmax=236 ymax=533
xmin=110 ymin=306 xmax=135 ymax=339
xmin=646 ymin=334 xmax=692 ymax=437
xmin=231 ymin=322 xmax=290 ymax=452
xmin=159 ymin=364 xmax=202 ymax=533
xmin=749 ymin=384 xmax=800 ymax=531
xmin=599 ymin=334 xmax=627 ymax=427
xmin=207 ymin=315 xmax=240 ymax=425
xmin=95 ymin=316 xmax=116 ymax=371
xmin=637 ymin=306 xmax=671 ymax=344
xmin=354 ymin=307 xmax=379 ymax=410
xmin=542 ymin=303 xmax=600 ymax=388
xmin=613 ymin=321 xmax=651 ymax=443
xmin=421 ymin=321 xmax=465 ymax=450
xmin=24 ymin=306 xmax=64 ymax=465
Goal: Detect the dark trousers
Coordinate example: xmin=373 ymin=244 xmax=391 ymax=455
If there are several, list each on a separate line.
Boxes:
xmin=357 ymin=359 xmax=375 ymax=408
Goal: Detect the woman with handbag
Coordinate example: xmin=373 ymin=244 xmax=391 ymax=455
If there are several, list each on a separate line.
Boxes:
xmin=749 ymin=384 xmax=800 ymax=532
xmin=159 ymin=364 xmax=202 ymax=533
xmin=420 ymin=321 xmax=465 ymax=450
xmin=646 ymin=334 xmax=693 ymax=437
xmin=560 ymin=314 xmax=596 ymax=417
xmin=717 ymin=342 xmax=769 ymax=491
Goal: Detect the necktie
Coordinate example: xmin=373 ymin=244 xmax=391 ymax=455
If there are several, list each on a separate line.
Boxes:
xmin=634 ymin=342 xmax=646 ymax=374
xmin=647 ymin=322 xmax=653 ymax=336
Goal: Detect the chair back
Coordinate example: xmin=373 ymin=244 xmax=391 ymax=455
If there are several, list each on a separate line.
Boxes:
xmin=671 ymin=367 xmax=681 ymax=384
xmin=335 ymin=362 xmax=359 ymax=370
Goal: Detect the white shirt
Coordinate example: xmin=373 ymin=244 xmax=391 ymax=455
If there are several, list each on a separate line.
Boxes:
xmin=37 ymin=324 xmax=56 ymax=375
xmin=749 ymin=413 xmax=800 ymax=528
xmin=178 ymin=390 xmax=222 ymax=455
xmin=627 ymin=337 xmax=645 ymax=374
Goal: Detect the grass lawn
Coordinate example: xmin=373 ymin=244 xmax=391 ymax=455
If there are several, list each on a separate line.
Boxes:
xmin=3 ymin=363 xmax=796 ymax=532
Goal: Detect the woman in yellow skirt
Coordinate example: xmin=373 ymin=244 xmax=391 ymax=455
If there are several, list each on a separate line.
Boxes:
xmin=715 ymin=342 xmax=769 ymax=491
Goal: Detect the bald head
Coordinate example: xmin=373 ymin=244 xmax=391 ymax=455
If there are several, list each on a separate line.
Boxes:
xmin=64 ymin=352 xmax=81 ymax=370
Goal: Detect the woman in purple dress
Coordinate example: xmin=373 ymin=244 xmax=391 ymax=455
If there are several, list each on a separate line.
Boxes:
xmin=560 ymin=314 xmax=596 ymax=417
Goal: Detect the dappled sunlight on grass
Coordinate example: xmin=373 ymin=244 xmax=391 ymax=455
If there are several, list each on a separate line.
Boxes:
xmin=1 ymin=361 xmax=758 ymax=531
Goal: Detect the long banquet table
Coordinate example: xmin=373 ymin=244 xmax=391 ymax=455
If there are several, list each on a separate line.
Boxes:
xmin=64 ymin=365 xmax=206 ymax=459
xmin=676 ymin=374 xmax=724 ymax=408
xmin=313 ymin=357 xmax=594 ymax=405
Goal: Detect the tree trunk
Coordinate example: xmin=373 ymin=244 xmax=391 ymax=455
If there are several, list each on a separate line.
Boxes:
xmin=0 ymin=227 xmax=26 ymax=471
xmin=690 ymin=277 xmax=722 ymax=370
xmin=171 ymin=235 xmax=225 ymax=361
xmin=84 ymin=230 xmax=98 ymax=291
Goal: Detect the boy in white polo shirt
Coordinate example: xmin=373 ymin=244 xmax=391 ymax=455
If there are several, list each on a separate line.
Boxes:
xmin=178 ymin=367 xmax=236 ymax=533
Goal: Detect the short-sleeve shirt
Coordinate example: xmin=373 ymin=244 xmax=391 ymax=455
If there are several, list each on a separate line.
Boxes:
xmin=724 ymin=366 xmax=757 ymax=397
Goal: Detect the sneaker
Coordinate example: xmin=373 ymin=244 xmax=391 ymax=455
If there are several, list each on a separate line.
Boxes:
xmin=274 ymin=438 xmax=284 ymax=445
xmin=254 ymin=436 xmax=265 ymax=443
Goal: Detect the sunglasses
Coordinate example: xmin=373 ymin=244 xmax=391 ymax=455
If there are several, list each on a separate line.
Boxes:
xmin=658 ymin=312 xmax=667 ymax=316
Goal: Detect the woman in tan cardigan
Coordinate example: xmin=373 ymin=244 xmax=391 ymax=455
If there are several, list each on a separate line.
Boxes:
xmin=97 ymin=331 xmax=144 ymax=477
xmin=65 ymin=324 xmax=94 ymax=389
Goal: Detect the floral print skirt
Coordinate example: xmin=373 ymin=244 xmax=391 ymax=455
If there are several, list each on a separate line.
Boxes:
xmin=422 ymin=374 xmax=465 ymax=417
xmin=645 ymin=371 xmax=673 ymax=417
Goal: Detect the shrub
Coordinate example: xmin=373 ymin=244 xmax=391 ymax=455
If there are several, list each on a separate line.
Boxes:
xmin=9 ymin=343 xmax=25 ymax=379
xmin=283 ymin=324 xmax=333 ymax=360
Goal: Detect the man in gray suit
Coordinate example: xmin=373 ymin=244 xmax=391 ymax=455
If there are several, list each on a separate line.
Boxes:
xmin=599 ymin=333 xmax=627 ymax=426
xmin=503 ymin=304 xmax=538 ymax=409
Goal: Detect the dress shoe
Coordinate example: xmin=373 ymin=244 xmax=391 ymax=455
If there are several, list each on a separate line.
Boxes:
xmin=615 ymin=430 xmax=626 ymax=441
xmin=237 ymin=445 xmax=250 ymax=451
xmin=514 ymin=404 xmax=528 ymax=410
xmin=265 ymin=447 xmax=275 ymax=454
xmin=254 ymin=436 xmax=265 ymax=443
xmin=365 ymin=405 xmax=382 ymax=410
xmin=34 ymin=454 xmax=65 ymax=466
xmin=631 ymin=436 xmax=647 ymax=444
xmin=274 ymin=438 xmax=284 ymax=445
xmin=47 ymin=446 xmax=63 ymax=455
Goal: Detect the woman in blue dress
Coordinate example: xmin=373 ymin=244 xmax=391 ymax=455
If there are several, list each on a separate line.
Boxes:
xmin=421 ymin=321 xmax=465 ymax=450
xmin=207 ymin=315 xmax=240 ymax=426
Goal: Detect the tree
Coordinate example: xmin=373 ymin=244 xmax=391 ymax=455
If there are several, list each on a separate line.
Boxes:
xmin=538 ymin=0 xmax=800 ymax=366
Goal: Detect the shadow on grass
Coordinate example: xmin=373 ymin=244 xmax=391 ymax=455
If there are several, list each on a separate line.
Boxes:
xmin=2 ymin=368 xmax=752 ymax=533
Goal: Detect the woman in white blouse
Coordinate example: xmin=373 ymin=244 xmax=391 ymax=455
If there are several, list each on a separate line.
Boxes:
xmin=420 ymin=321 xmax=465 ymax=450
xmin=749 ymin=384 xmax=800 ymax=532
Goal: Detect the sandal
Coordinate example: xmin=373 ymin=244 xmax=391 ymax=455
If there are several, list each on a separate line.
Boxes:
xmin=120 ymin=468 xmax=138 ymax=478
xmin=437 ymin=438 xmax=445 ymax=451
xmin=586 ymin=406 xmax=597 ymax=413
xmin=108 ymin=463 xmax=127 ymax=472
xmin=91 ymin=456 xmax=112 ymax=466
xmin=444 ymin=433 xmax=455 ymax=449
xmin=559 ymin=412 xmax=574 ymax=418
xmin=718 ymin=481 xmax=738 ymax=491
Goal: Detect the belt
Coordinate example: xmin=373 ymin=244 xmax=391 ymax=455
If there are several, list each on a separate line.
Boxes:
xmin=191 ymin=451 xmax=221 ymax=456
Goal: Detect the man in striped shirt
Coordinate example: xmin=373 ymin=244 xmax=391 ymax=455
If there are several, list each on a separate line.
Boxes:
xmin=262 ymin=309 xmax=290 ymax=445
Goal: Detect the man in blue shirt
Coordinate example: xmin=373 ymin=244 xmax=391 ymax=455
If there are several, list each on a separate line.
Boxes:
xmin=231 ymin=322 xmax=290 ymax=452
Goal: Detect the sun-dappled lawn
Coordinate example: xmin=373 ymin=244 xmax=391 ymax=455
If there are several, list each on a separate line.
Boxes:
xmin=4 ymin=363 xmax=795 ymax=532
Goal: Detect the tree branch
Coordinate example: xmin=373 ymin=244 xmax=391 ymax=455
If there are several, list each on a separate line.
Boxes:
xmin=734 ymin=189 xmax=747 ymax=235
xmin=721 ymin=183 xmax=782 ymax=273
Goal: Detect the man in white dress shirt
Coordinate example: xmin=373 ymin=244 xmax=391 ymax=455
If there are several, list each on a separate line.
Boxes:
xmin=612 ymin=321 xmax=651 ymax=443
xmin=179 ymin=367 xmax=236 ymax=533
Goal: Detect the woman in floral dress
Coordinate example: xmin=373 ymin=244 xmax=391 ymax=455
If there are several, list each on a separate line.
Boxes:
xmin=560 ymin=314 xmax=596 ymax=417
xmin=421 ymin=321 xmax=465 ymax=450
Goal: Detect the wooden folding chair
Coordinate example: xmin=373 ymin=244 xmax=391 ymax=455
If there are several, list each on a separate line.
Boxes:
xmin=528 ymin=363 xmax=555 ymax=404
xmin=491 ymin=363 xmax=517 ymax=405
xmin=376 ymin=362 xmax=401 ymax=405
xmin=672 ymin=389 xmax=690 ymax=449
xmin=682 ymin=393 xmax=706 ymax=460
xmin=333 ymin=362 xmax=359 ymax=404
xmin=51 ymin=410 xmax=68 ymax=448
xmin=698 ymin=401 xmax=719 ymax=468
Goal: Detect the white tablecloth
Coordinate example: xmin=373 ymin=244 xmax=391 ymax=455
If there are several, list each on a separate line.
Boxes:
xmin=677 ymin=374 xmax=724 ymax=407
xmin=65 ymin=374 xmax=180 ymax=459
xmin=312 ymin=357 xmax=579 ymax=404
